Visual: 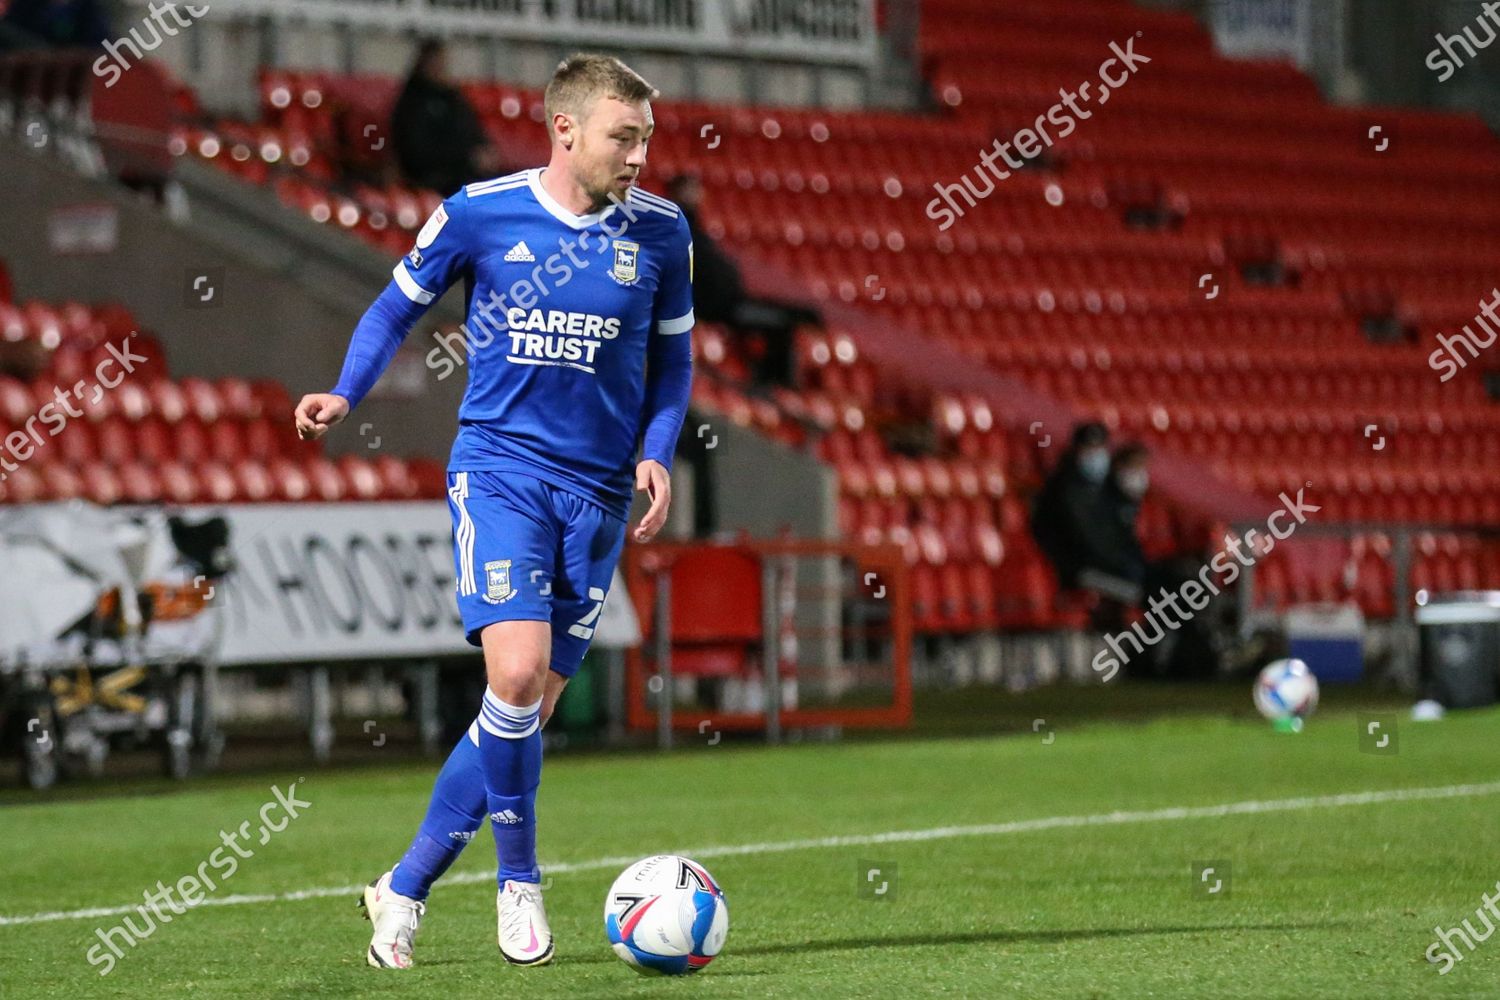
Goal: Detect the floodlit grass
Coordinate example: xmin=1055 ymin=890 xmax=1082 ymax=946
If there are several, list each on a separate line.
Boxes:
xmin=3 ymin=703 xmax=1497 ymax=998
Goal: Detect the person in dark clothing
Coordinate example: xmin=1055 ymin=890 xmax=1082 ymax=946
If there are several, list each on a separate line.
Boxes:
xmin=1 ymin=0 xmax=110 ymax=49
xmin=667 ymin=173 xmax=818 ymax=388
xmin=1031 ymin=422 xmax=1139 ymax=596
xmin=1100 ymin=440 xmax=1151 ymax=591
xmin=390 ymin=38 xmax=500 ymax=197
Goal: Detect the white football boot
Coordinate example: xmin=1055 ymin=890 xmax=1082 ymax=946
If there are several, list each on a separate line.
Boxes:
xmin=358 ymin=870 xmax=424 ymax=969
xmin=497 ymin=879 xmax=554 ymax=966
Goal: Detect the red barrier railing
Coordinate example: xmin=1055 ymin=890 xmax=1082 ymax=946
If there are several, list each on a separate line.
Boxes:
xmin=622 ymin=539 xmax=912 ymax=740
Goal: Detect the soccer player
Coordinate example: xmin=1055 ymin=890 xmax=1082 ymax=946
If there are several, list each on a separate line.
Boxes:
xmin=292 ymin=53 xmax=693 ymax=969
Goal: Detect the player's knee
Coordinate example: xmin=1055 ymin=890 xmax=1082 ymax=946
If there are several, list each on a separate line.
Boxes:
xmin=486 ymin=657 xmax=547 ymax=704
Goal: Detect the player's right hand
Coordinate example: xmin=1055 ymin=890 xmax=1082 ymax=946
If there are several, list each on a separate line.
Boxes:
xmin=294 ymin=393 xmax=350 ymax=440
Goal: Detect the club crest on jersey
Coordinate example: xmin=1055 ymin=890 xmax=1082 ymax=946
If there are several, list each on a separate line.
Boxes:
xmin=610 ymin=240 xmax=639 ymax=285
xmin=482 ymin=560 xmax=514 ymax=604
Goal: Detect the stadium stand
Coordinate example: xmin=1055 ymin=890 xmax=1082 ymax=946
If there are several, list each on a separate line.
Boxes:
xmin=0 ymin=286 xmax=446 ymax=505
xmin=6 ymin=0 xmax=1499 ymax=633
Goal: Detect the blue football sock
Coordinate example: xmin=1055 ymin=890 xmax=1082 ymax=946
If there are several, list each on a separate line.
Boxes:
xmin=388 ymin=728 xmax=487 ymax=901
xmin=477 ymin=688 xmax=543 ymax=885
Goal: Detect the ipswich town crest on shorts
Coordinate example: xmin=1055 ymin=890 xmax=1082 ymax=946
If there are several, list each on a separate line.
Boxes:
xmin=483 ymin=559 xmax=514 ymax=604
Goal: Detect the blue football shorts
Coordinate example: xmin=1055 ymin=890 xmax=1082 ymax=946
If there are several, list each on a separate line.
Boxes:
xmin=446 ymin=470 xmax=628 ymax=677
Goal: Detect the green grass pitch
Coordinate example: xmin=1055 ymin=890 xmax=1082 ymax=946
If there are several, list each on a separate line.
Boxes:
xmin=3 ymin=705 xmax=1499 ymax=998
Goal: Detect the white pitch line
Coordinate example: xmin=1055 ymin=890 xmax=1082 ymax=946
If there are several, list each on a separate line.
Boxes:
xmin=5 ymin=779 xmax=1500 ymax=929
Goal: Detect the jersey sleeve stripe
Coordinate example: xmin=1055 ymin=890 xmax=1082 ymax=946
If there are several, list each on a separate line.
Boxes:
xmin=467 ymin=178 xmax=530 ymax=199
xmin=466 ymin=170 xmax=529 ymax=196
xmin=392 ymin=261 xmax=436 ymax=305
xmin=630 ymin=189 xmax=680 ymax=215
xmin=657 ymin=310 xmax=694 ymax=336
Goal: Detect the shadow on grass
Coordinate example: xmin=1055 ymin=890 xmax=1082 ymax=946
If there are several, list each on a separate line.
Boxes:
xmin=563 ymin=919 xmax=1353 ymax=966
xmin=730 ymin=920 xmax=1355 ymax=958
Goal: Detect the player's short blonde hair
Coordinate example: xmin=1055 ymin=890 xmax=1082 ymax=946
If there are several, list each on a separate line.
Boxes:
xmin=543 ymin=53 xmax=658 ymax=139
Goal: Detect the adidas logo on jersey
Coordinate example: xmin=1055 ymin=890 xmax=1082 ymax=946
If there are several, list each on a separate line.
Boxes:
xmin=504 ymin=241 xmax=536 ymax=262
xmin=490 ymin=809 xmax=522 ymax=825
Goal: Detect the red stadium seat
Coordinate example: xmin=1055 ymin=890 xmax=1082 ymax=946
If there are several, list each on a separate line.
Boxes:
xmin=53 ymin=419 xmax=97 ymax=464
xmin=208 ymin=421 xmax=246 ymax=462
xmin=0 ymin=377 xmax=31 ymax=425
xmin=118 ymin=462 xmax=162 ymax=504
xmin=196 ymin=462 xmax=239 ymax=503
xmin=337 ymin=455 xmax=385 ymax=500
xmin=94 ymin=418 xmax=134 ymax=464
xmin=148 ymin=379 xmax=190 ymax=423
xmin=80 ymin=463 xmax=123 ymax=505
xmin=233 ymin=460 xmax=275 ymax=502
xmin=134 ymin=418 xmax=174 ymax=465
xmin=217 ymin=377 xmax=260 ymax=420
xmin=303 ymin=457 xmax=346 ymax=501
xmin=39 ymin=462 xmax=84 ymax=501
xmin=180 ymin=378 xmax=222 ymax=423
xmin=406 ymin=457 xmax=448 ymax=498
xmin=110 ymin=380 xmax=153 ymax=422
xmin=268 ymin=457 xmax=312 ymax=501
xmin=373 ymin=455 xmax=419 ymax=500
xmin=158 ymin=461 xmax=201 ymax=504
xmin=242 ymin=416 xmax=282 ymax=461
xmin=0 ymin=464 xmax=45 ymax=503
xmin=666 ymin=547 xmax=764 ymax=677
xmin=172 ymin=418 xmax=211 ymax=465
xmin=250 ymin=380 xmax=293 ymax=422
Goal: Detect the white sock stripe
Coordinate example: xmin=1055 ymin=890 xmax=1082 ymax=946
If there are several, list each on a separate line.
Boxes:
xmin=477 ymin=713 xmax=540 ymax=740
xmin=483 ymin=690 xmax=542 ymax=715
xmin=481 ymin=691 xmax=542 ymax=728
xmin=479 ymin=710 xmax=537 ymax=734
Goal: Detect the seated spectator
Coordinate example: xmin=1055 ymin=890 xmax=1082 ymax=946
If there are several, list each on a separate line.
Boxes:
xmin=667 ymin=173 xmax=819 ymax=388
xmin=1100 ymin=440 xmax=1151 ymax=592
xmin=1031 ymin=422 xmax=1138 ymax=598
xmin=1106 ymin=440 xmax=1227 ymax=679
xmin=390 ymin=38 xmax=500 ymax=197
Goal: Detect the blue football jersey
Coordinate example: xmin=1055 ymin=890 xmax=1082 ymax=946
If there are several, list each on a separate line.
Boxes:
xmin=394 ymin=168 xmax=694 ymax=515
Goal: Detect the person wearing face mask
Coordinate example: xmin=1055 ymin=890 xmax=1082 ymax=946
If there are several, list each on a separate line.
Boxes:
xmin=1030 ymin=422 xmax=1139 ymax=594
xmin=1101 ymin=442 xmax=1225 ymax=680
xmin=1101 ymin=441 xmax=1151 ymax=591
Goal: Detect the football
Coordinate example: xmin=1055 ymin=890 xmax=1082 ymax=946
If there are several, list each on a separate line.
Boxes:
xmin=1253 ymin=658 xmax=1320 ymax=722
xmin=604 ymin=855 xmax=729 ymax=975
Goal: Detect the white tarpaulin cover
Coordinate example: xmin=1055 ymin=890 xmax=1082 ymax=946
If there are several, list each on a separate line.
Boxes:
xmin=206 ymin=501 xmax=640 ymax=665
xmin=1 ymin=500 xmax=641 ymax=668
xmin=0 ymin=502 xmax=211 ymax=669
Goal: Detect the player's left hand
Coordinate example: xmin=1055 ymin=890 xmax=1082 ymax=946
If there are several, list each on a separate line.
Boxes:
xmin=633 ymin=460 xmax=671 ymax=543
